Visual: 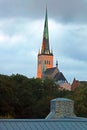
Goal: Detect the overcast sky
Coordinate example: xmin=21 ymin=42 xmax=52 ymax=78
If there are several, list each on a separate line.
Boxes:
xmin=0 ymin=0 xmax=87 ymax=83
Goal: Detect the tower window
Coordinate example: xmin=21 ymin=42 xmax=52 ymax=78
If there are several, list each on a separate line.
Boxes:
xmin=44 ymin=60 xmax=50 ymax=64
xmin=45 ymin=60 xmax=46 ymax=64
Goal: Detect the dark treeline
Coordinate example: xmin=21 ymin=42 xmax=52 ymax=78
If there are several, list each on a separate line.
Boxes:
xmin=0 ymin=74 xmax=87 ymax=119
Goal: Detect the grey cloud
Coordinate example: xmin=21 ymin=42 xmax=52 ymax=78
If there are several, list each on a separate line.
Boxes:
xmin=0 ymin=0 xmax=87 ymax=23
xmin=56 ymin=39 xmax=87 ymax=63
xmin=0 ymin=42 xmax=37 ymax=78
xmin=52 ymin=25 xmax=87 ymax=63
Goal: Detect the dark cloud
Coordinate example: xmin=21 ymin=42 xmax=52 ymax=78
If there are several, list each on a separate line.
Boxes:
xmin=0 ymin=0 xmax=87 ymax=23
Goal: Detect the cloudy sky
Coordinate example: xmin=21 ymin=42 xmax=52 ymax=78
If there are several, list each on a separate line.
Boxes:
xmin=0 ymin=0 xmax=87 ymax=83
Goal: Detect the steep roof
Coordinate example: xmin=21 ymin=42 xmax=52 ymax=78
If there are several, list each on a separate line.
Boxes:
xmin=71 ymin=78 xmax=87 ymax=90
xmin=54 ymin=72 xmax=67 ymax=82
xmin=0 ymin=119 xmax=87 ymax=130
xmin=43 ymin=67 xmax=67 ymax=83
xmin=44 ymin=67 xmax=57 ymax=75
xmin=41 ymin=8 xmax=51 ymax=55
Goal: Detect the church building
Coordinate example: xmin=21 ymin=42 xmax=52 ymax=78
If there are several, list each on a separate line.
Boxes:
xmin=37 ymin=8 xmax=70 ymax=90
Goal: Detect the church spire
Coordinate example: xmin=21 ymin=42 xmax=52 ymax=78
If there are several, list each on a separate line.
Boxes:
xmin=41 ymin=8 xmax=50 ymax=54
xmin=37 ymin=8 xmax=53 ymax=78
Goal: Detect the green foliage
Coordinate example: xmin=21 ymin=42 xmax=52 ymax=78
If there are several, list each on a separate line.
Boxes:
xmin=65 ymin=82 xmax=87 ymax=117
xmin=72 ymin=84 xmax=87 ymax=117
xmin=0 ymin=74 xmax=87 ymax=118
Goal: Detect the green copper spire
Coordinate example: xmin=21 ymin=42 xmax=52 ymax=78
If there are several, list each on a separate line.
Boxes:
xmin=44 ymin=7 xmax=49 ymax=40
xmin=41 ymin=7 xmax=50 ymax=54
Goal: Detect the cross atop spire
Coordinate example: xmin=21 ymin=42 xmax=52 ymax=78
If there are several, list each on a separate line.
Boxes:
xmin=41 ymin=8 xmax=52 ymax=55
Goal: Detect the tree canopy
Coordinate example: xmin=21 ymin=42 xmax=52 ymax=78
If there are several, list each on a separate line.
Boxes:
xmin=0 ymin=74 xmax=87 ymax=118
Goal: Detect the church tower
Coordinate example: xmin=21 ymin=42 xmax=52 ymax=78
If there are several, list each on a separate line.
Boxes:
xmin=37 ymin=8 xmax=53 ymax=78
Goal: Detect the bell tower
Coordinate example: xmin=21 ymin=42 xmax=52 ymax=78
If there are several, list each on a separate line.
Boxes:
xmin=37 ymin=8 xmax=53 ymax=78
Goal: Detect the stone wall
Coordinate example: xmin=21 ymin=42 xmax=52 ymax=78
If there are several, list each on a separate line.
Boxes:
xmin=46 ymin=98 xmax=76 ymax=119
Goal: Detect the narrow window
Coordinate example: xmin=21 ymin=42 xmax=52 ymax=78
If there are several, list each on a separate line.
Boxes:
xmin=45 ymin=60 xmax=46 ymax=64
